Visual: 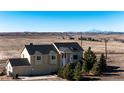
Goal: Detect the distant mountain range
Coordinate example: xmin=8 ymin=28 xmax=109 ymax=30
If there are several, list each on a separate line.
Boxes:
xmin=0 ymin=30 xmax=124 ymax=36
xmin=88 ymin=29 xmax=113 ymax=32
xmin=83 ymin=29 xmax=124 ymax=34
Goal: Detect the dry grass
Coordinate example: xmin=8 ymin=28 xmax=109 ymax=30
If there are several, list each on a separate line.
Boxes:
xmin=0 ymin=34 xmax=124 ymax=60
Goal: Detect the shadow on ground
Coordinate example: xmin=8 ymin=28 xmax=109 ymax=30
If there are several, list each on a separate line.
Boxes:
xmin=106 ymin=66 xmax=120 ymax=72
xmin=102 ymin=66 xmax=124 ymax=77
xmin=81 ymin=77 xmax=100 ymax=81
xmin=81 ymin=65 xmax=123 ymax=81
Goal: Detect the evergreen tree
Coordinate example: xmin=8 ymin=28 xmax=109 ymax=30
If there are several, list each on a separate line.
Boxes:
xmin=63 ymin=63 xmax=74 ymax=80
xmin=83 ymin=47 xmax=97 ymax=72
xmin=90 ymin=53 xmax=107 ymax=76
xmin=90 ymin=61 xmax=101 ymax=75
xmin=82 ymin=60 xmax=89 ymax=73
xmin=58 ymin=62 xmax=78 ymax=80
xmin=74 ymin=62 xmax=82 ymax=80
xmin=58 ymin=67 xmax=64 ymax=78
xmin=99 ymin=53 xmax=107 ymax=72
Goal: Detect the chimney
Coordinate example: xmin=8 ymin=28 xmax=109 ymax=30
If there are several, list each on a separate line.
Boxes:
xmin=30 ymin=43 xmax=33 ymax=46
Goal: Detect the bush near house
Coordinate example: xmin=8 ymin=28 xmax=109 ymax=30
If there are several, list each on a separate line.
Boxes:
xmin=82 ymin=60 xmax=89 ymax=74
xmin=57 ymin=62 xmax=83 ymax=80
xmin=63 ymin=62 xmax=77 ymax=80
xmin=58 ymin=67 xmax=64 ymax=78
xmin=90 ymin=61 xmax=102 ymax=75
xmin=73 ymin=62 xmax=82 ymax=80
xmin=62 ymin=63 xmax=74 ymax=80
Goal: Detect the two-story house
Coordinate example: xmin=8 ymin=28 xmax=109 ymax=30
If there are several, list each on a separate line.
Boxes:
xmin=6 ymin=42 xmax=83 ymax=76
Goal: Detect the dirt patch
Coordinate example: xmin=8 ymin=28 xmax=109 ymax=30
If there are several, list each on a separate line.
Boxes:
xmin=0 ymin=75 xmax=13 ymax=81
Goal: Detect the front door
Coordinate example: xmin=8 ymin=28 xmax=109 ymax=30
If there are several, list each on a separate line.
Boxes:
xmin=62 ymin=53 xmax=66 ymax=66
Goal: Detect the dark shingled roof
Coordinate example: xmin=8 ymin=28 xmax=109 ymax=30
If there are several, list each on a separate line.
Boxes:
xmin=25 ymin=44 xmax=58 ymax=55
xmin=9 ymin=58 xmax=30 ymax=66
xmin=54 ymin=42 xmax=84 ymax=52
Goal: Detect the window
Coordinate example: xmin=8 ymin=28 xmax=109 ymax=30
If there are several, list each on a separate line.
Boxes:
xmin=35 ymin=56 xmax=42 ymax=65
xmin=51 ymin=56 xmax=56 ymax=60
xmin=73 ymin=55 xmax=78 ymax=60
xmin=50 ymin=55 xmax=57 ymax=64
xmin=37 ymin=56 xmax=41 ymax=60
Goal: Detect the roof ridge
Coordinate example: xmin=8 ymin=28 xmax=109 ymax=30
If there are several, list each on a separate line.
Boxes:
xmin=25 ymin=44 xmax=52 ymax=46
xmin=54 ymin=42 xmax=77 ymax=43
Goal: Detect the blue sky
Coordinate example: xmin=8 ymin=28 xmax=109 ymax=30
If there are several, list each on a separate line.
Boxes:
xmin=0 ymin=11 xmax=124 ymax=32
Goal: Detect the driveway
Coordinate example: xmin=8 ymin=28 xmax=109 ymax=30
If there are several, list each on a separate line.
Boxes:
xmin=19 ymin=75 xmax=66 ymax=81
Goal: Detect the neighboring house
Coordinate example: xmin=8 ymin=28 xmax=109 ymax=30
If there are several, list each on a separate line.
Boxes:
xmin=6 ymin=42 xmax=83 ymax=76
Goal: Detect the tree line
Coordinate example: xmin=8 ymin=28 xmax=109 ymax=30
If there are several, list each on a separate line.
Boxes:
xmin=78 ymin=37 xmax=102 ymax=42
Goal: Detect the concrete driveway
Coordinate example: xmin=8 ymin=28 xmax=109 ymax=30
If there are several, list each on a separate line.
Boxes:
xmin=19 ymin=75 xmax=66 ymax=81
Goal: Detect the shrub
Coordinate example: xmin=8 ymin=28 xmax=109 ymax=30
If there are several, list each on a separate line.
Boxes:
xmin=58 ymin=62 xmax=79 ymax=80
xmin=74 ymin=62 xmax=82 ymax=80
xmin=63 ymin=63 xmax=74 ymax=80
xmin=82 ymin=60 xmax=89 ymax=73
xmin=57 ymin=67 xmax=64 ymax=78
xmin=90 ymin=61 xmax=101 ymax=75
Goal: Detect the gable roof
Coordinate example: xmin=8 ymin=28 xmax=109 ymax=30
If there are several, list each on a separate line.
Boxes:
xmin=9 ymin=58 xmax=30 ymax=66
xmin=54 ymin=42 xmax=84 ymax=52
xmin=25 ymin=44 xmax=59 ymax=55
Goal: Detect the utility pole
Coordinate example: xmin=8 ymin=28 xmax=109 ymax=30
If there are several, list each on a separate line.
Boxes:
xmin=104 ymin=39 xmax=108 ymax=61
xmin=81 ymin=32 xmax=82 ymax=47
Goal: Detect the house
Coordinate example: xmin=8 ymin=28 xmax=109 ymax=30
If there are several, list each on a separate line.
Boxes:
xmin=6 ymin=42 xmax=83 ymax=76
